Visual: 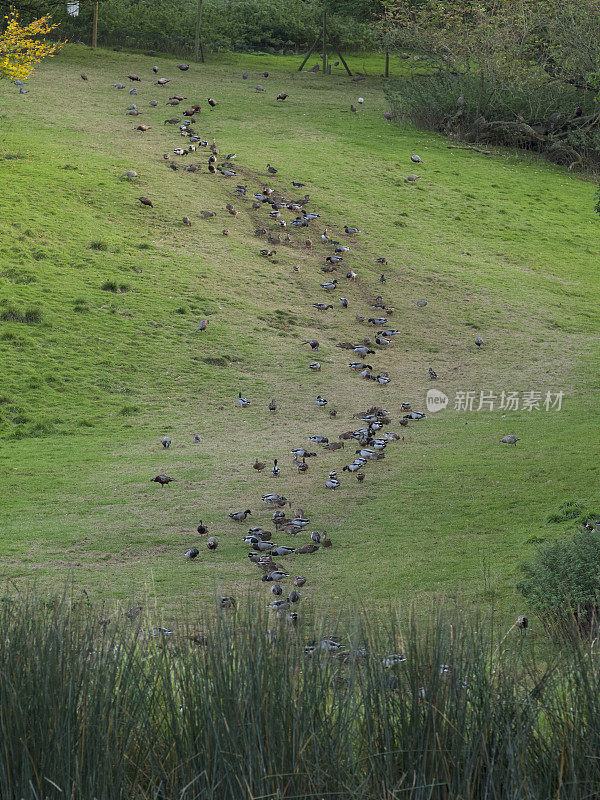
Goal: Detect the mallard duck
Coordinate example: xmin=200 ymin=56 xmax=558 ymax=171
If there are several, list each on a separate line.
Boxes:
xmin=342 ymin=462 xmax=363 ymax=473
xmin=294 ymin=459 xmax=309 ymax=473
xmin=195 ymin=319 xmax=209 ymax=332
xmin=475 ymin=336 xmax=485 ymax=347
xmin=271 ymin=545 xmax=296 ymax=556
xmin=346 ymin=271 xmax=358 ymax=281
xmin=267 ymin=164 xmax=277 ymax=174
xmin=271 ymin=584 xmax=283 ymax=596
xmin=137 ymin=196 xmax=153 ymax=207
xmin=219 ymin=596 xmax=235 ymax=609
xmin=322 ymin=441 xmax=344 ymax=451
xmin=329 ymin=409 xmax=337 ymax=417
xmin=294 ymin=575 xmax=306 ymax=587
xmin=268 ymin=399 xmax=277 ymax=412
xmin=277 ymin=92 xmax=288 ymax=100
xmin=411 ymin=153 xmax=423 ymax=163
xmin=271 ymin=459 xmax=280 ymax=477
xmin=151 ymin=474 xmax=176 ymax=487
xmin=268 ymin=598 xmax=290 ymax=611
xmin=253 ymin=459 xmax=266 ymax=472
xmin=313 ymin=303 xmax=333 ymax=311
xmin=161 ymin=436 xmax=171 ymax=448
xmin=185 ymin=548 xmax=199 ymax=560
xmin=295 ymin=543 xmax=319 ymax=554
xmin=321 ymin=533 xmax=332 ymax=548
xmin=500 ymin=435 xmax=520 ymax=446
xmin=376 ymin=375 xmax=391 ymax=385
xmin=404 ymin=411 xmax=426 ymax=420
xmin=405 ymin=174 xmax=421 ymax=182
xmin=310 ymin=531 xmax=321 ymax=543
xmin=201 ymin=210 xmax=216 ymax=219
xmin=321 ymin=636 xmax=344 ymax=652
xmin=237 ymin=392 xmax=250 ymax=407
xmin=252 ymin=538 xmax=276 ymax=552
xmin=414 ymin=298 xmax=428 ymax=308
xmin=208 ymin=97 xmax=217 ymax=106
xmin=321 ymin=229 xmax=331 ymax=242
xmin=305 ymin=238 xmax=313 ymax=249
xmin=309 ymin=362 xmax=321 ymax=371
xmin=207 ymin=537 xmax=218 ymax=550
xmin=320 ymin=281 xmax=337 ymax=292
xmin=229 ymin=509 xmax=252 ymax=521
xmin=316 ymin=396 xmax=328 ymax=407
xmin=349 ymin=362 xmax=373 ymax=371
xmin=357 ymin=472 xmax=365 ymax=483
xmin=339 ymin=297 xmax=348 ymax=308
xmin=262 ymin=493 xmax=290 ymax=506
xmin=428 ymin=368 xmax=438 ymax=379
xmin=288 ymin=589 xmax=301 ymax=603
xmin=368 ymin=317 xmax=388 ymax=326
xmin=197 ymin=520 xmax=208 ymax=535
xmin=291 ymin=448 xmax=317 ymax=458
xmin=325 ymin=476 xmax=341 ymax=489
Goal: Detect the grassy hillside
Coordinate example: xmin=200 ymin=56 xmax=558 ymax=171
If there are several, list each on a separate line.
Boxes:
xmin=1 ymin=46 xmax=599 ymax=618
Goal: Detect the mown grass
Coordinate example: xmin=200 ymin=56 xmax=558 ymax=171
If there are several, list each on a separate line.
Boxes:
xmin=0 ymin=46 xmax=599 ymax=617
xmin=2 ymin=591 xmax=600 ymax=799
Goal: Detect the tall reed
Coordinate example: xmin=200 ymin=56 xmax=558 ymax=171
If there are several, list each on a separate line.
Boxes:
xmin=1 ymin=591 xmax=600 ymax=799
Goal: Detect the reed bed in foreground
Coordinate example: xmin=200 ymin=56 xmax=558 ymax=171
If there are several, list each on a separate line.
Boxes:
xmin=1 ymin=592 xmax=600 ymax=799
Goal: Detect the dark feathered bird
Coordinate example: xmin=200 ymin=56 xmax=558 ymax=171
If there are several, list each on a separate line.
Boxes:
xmin=207 ymin=537 xmax=218 ymax=550
xmin=186 ymin=548 xmax=199 ymax=560
xmin=151 ymin=474 xmax=175 ymax=486
xmin=81 ymin=72 xmax=88 ymax=81
xmin=277 ymin=92 xmax=288 ymax=100
xmin=127 ymin=74 xmax=141 ymax=81
xmin=208 ymin=97 xmax=217 ymax=107
xmin=137 ymin=196 xmax=153 ymax=207
xmin=177 ymin=64 xmax=190 ymax=71
xmin=197 ymin=520 xmax=208 ymax=535
xmin=242 ymin=70 xmax=249 ymax=79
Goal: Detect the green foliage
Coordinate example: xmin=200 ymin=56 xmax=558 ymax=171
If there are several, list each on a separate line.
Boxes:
xmin=49 ymin=0 xmax=380 ymax=55
xmin=518 ymin=531 xmax=600 ymax=632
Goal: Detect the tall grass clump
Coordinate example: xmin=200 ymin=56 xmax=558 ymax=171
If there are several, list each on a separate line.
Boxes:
xmin=2 ymin=591 xmax=600 ymax=798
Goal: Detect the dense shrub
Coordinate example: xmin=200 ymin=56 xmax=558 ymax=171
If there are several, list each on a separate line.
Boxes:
xmin=382 ymin=0 xmax=600 ymax=169
xmin=47 ymin=0 xmax=379 ymax=56
xmin=518 ymin=531 xmax=600 ymax=634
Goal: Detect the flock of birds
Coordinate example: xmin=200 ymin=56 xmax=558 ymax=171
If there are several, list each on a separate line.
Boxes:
xmin=88 ymin=59 xmax=522 ymax=644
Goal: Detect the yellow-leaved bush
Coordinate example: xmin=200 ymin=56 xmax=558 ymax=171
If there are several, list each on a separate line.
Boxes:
xmin=0 ymin=9 xmax=63 ymax=81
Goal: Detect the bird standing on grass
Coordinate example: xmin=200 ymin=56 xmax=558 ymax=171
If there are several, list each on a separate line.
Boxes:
xmin=151 ymin=474 xmax=176 ymax=487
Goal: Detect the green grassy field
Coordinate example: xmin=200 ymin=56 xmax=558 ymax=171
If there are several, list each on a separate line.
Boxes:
xmin=1 ymin=45 xmax=599 ymax=619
